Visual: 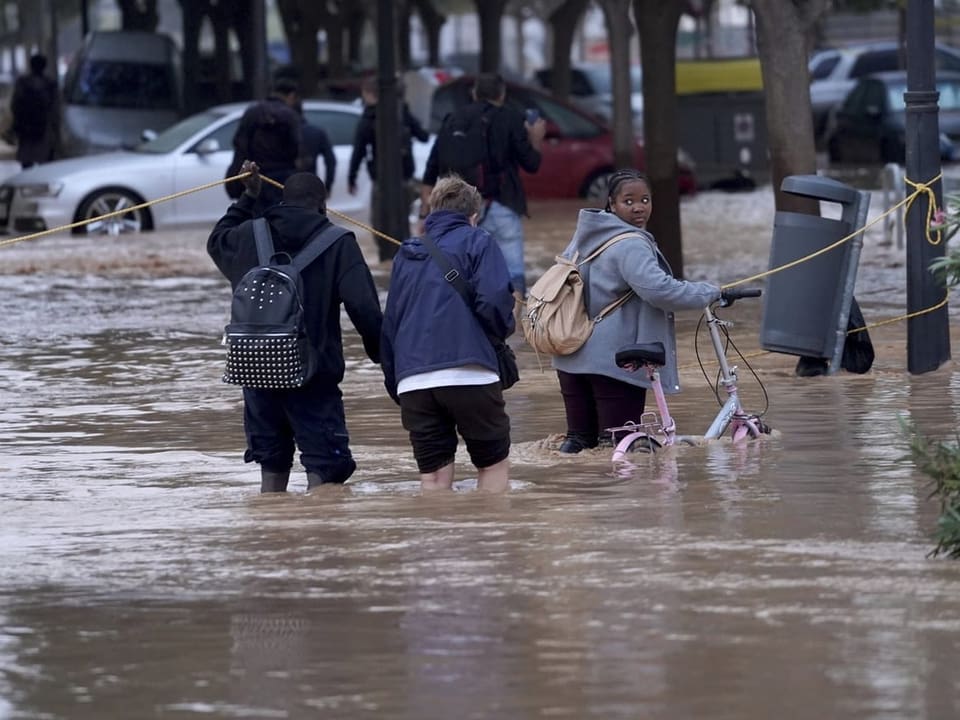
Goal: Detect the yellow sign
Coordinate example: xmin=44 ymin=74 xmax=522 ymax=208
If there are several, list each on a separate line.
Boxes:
xmin=676 ymin=58 xmax=764 ymax=95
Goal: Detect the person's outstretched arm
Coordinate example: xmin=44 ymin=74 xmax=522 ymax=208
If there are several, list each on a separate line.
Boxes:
xmin=317 ymin=127 xmax=337 ymax=192
xmin=336 ymin=235 xmax=383 ymax=363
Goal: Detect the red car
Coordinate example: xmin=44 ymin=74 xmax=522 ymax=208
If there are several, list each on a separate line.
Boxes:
xmin=428 ymin=76 xmax=697 ymax=199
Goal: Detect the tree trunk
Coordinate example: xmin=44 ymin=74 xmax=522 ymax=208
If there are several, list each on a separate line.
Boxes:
xmin=701 ymin=0 xmax=717 ymax=57
xmin=512 ymin=9 xmax=525 ymax=77
xmin=346 ymin=6 xmax=368 ymax=68
xmin=117 ymin=0 xmax=159 ymax=32
xmin=213 ymin=6 xmax=236 ymax=105
xmin=276 ymin=0 xmax=325 ymax=96
xmin=598 ymin=0 xmax=635 ymax=171
xmin=179 ymin=0 xmax=203 ymax=112
xmin=324 ymin=13 xmax=347 ymax=83
xmin=634 ymin=0 xmax=685 ymax=276
xmin=411 ymin=0 xmax=445 ymax=66
xmin=397 ymin=0 xmax=412 ymax=70
xmin=752 ymin=0 xmax=829 ymax=214
xmin=547 ymin=0 xmax=589 ymax=101
xmin=473 ymin=0 xmax=509 ymax=73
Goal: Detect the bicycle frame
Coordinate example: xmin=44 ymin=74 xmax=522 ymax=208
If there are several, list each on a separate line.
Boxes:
xmin=609 ymin=301 xmax=765 ymax=461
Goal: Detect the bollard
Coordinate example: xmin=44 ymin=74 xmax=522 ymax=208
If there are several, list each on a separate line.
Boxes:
xmin=881 ymin=162 xmax=905 ymax=250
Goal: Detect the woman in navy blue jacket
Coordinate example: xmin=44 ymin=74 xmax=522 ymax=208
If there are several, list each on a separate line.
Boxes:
xmin=381 ymin=175 xmax=516 ymax=492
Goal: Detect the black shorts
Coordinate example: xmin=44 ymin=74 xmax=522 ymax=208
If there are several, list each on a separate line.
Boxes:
xmin=399 ymin=383 xmax=511 ymax=474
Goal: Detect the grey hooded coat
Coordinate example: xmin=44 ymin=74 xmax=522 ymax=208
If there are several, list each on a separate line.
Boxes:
xmin=552 ymin=208 xmax=721 ymax=393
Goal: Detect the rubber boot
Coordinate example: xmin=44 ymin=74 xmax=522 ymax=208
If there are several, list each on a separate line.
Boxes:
xmin=260 ymin=468 xmax=289 ymax=493
xmin=306 ymin=472 xmax=326 ymax=490
xmin=795 ymin=356 xmax=829 ymax=377
xmin=597 ymin=430 xmax=614 ymax=449
xmin=559 ymin=432 xmax=598 ymax=454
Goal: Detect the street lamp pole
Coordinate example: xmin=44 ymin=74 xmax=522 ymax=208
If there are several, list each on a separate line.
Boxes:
xmin=374 ymin=0 xmax=405 ymax=262
xmin=905 ymin=0 xmax=951 ymax=373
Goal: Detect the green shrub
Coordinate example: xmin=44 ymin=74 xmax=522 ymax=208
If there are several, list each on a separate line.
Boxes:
xmin=904 ymin=418 xmax=960 ymax=558
xmin=908 ymin=202 xmax=960 ymax=557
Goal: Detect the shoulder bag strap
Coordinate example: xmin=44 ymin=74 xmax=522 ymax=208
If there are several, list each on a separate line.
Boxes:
xmin=419 ymin=230 xmax=473 ymax=304
xmin=292 ymin=222 xmax=352 ymax=272
xmin=594 ymin=290 xmax=635 ymax=322
xmin=252 ymin=218 xmax=275 ymax=265
xmin=576 ymin=231 xmax=646 ymax=321
xmin=577 ymin=231 xmax=644 ymax=266
xmin=419 ymin=230 xmax=505 ymax=349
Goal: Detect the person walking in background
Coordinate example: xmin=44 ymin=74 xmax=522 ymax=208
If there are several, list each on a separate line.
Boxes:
xmin=553 ymin=169 xmax=721 ymax=454
xmin=208 ymin=160 xmax=383 ymax=493
xmin=224 ymin=76 xmax=302 ymax=213
xmin=9 ymin=53 xmax=58 ymax=169
xmin=347 ymin=76 xmax=430 ymax=224
xmin=420 ymin=73 xmax=545 ymax=297
xmin=294 ymin=98 xmax=336 ymax=193
xmin=381 ymin=175 xmax=515 ymax=493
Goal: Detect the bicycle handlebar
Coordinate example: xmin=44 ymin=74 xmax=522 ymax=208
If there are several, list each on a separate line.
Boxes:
xmin=718 ymin=288 xmax=762 ymax=307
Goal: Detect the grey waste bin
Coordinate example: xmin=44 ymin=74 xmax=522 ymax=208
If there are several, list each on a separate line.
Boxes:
xmin=759 ymin=175 xmax=871 ymax=368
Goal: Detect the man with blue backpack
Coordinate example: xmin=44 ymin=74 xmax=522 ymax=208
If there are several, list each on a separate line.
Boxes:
xmin=208 ymin=161 xmax=383 ymax=493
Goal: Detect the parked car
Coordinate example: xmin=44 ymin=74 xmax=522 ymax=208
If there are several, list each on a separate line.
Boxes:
xmin=428 ymin=76 xmax=696 ymax=200
xmin=826 ymin=70 xmax=960 ymax=164
xmin=532 ymin=62 xmax=643 ymax=132
xmin=60 ymin=30 xmax=185 ymax=157
xmin=809 ymin=41 xmax=960 ymax=143
xmin=0 ymin=100 xmax=431 ymax=236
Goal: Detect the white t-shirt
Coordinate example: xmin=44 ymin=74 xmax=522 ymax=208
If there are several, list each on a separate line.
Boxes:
xmin=397 ymin=364 xmax=499 ymax=394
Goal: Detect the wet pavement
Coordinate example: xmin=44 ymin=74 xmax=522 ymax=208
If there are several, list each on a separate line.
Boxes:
xmin=2 ymin=192 xmax=960 ymax=719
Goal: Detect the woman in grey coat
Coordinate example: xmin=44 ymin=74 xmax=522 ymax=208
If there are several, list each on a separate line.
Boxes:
xmin=553 ymin=170 xmax=721 ymax=453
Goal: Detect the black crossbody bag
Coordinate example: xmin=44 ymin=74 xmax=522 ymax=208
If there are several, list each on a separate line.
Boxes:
xmin=418 ymin=231 xmax=519 ymax=390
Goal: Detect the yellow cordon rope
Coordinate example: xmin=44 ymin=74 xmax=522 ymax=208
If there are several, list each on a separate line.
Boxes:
xmin=259 ymin=175 xmax=402 ymax=247
xmin=0 ymin=168 xmax=952 ymax=344
xmin=0 ymin=174 xmax=246 ymax=249
xmin=905 ymin=174 xmax=943 ymax=246
xmin=0 ymin=171 xmax=405 ymax=250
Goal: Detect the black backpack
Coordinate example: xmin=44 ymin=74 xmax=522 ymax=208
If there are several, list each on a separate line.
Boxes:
xmin=433 ymin=103 xmax=494 ymax=191
xmin=222 ymin=218 xmax=349 ymax=389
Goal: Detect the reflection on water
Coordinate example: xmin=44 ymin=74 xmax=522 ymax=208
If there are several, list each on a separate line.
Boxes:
xmin=3 ymin=214 xmax=960 ymax=719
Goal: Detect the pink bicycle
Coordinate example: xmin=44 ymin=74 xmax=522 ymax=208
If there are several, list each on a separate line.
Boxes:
xmin=607 ymin=288 xmax=771 ymax=459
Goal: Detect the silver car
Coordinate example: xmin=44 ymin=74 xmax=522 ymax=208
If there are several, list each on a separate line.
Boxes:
xmin=0 ymin=99 xmax=432 ymax=236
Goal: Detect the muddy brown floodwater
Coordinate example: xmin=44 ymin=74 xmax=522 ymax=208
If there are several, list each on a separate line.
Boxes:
xmin=2 ymin=191 xmax=960 ymax=719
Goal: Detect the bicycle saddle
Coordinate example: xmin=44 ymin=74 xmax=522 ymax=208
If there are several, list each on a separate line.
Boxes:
xmin=616 ymin=342 xmax=666 ymax=368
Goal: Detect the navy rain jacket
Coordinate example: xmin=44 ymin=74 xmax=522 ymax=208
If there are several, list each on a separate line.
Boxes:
xmin=381 ymin=210 xmax=515 ymax=402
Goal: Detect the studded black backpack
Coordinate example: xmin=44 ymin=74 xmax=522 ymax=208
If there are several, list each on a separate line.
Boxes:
xmin=222 ymin=218 xmax=348 ymax=389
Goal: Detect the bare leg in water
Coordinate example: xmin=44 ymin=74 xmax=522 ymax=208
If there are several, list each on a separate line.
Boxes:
xmin=420 ymin=458 xmax=510 ymax=493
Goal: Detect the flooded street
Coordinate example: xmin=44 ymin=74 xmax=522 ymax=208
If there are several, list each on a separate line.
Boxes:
xmin=3 ymin=191 xmax=960 ymax=719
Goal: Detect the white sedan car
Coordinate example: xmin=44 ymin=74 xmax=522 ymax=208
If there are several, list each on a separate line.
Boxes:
xmin=0 ymin=99 xmax=432 ymax=236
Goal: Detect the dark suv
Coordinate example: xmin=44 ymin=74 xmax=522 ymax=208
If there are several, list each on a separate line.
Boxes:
xmin=809 ymin=41 xmax=960 ymax=143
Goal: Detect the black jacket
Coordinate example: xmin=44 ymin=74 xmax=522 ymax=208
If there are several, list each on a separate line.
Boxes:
xmin=225 ymin=95 xmax=302 ymax=200
xmin=300 ymin=120 xmax=336 ymax=191
xmin=347 ymin=103 xmax=429 ymax=186
xmin=423 ymin=101 xmax=541 ymax=217
xmin=207 ymin=194 xmax=383 ymax=384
